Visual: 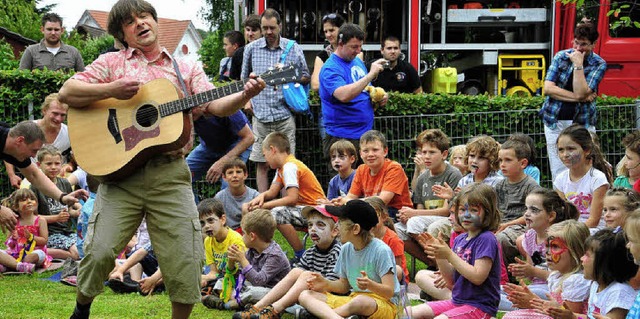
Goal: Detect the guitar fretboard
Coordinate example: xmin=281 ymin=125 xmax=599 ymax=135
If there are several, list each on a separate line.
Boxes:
xmin=158 ymin=80 xmax=246 ymax=117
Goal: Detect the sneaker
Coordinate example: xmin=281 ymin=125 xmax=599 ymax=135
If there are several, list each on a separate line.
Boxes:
xmin=294 ymin=308 xmax=318 ymax=319
xmin=202 ymin=294 xmax=225 ymax=310
xmin=16 ymin=262 xmax=35 ymax=274
xmin=232 ymin=305 xmax=261 ymax=319
xmin=106 ymin=275 xmax=140 ymax=294
xmin=251 ymin=305 xmax=280 ymax=319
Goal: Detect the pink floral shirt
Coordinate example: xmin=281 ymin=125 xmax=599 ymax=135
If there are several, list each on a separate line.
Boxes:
xmin=73 ymin=47 xmax=213 ymax=96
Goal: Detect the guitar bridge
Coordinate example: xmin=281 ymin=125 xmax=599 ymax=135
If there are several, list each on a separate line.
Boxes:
xmin=108 ymin=109 xmax=122 ymax=144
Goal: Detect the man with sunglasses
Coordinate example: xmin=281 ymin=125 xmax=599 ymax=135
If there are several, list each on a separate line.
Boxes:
xmin=540 ymin=19 xmax=607 ymax=181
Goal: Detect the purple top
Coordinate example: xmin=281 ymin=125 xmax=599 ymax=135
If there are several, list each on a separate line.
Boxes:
xmin=244 ymin=241 xmax=290 ymax=288
xmin=451 ymin=230 xmax=501 ymax=316
xmin=327 ymin=171 xmax=356 ymax=200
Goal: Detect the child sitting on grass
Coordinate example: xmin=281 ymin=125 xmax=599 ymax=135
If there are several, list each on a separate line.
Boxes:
xmin=207 ymin=209 xmax=290 ymax=311
xmin=1 ymin=188 xmax=52 ymax=274
xmin=198 ymin=198 xmax=245 ymax=302
xmin=298 ymin=200 xmax=399 ymax=319
xmin=232 ymin=205 xmax=341 ymax=319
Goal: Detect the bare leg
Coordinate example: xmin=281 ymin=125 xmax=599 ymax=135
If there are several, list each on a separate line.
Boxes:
xmin=0 ymin=251 xmax=19 ymax=269
xmin=256 ymin=162 xmax=270 ymax=193
xmin=254 ymin=268 xmax=303 ymax=309
xmin=332 ymin=295 xmax=377 ymax=317
xmin=171 ymin=302 xmax=193 ymax=319
xmin=412 ymin=303 xmax=436 ymax=319
xmin=277 ymin=224 xmax=303 ymax=252
xmin=271 ymin=270 xmax=313 ymax=312
xmin=48 ymin=248 xmax=73 ymax=260
xmin=415 ymin=269 xmax=452 ymax=300
xmin=299 ymin=290 xmax=341 ymax=319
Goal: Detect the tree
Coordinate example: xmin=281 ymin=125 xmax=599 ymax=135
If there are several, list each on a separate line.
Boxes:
xmin=199 ymin=0 xmax=235 ymax=79
xmin=1 ymin=0 xmax=43 ymax=41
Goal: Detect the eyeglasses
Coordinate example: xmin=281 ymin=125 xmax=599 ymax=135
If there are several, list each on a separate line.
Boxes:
xmin=573 ymin=39 xmax=593 ymax=48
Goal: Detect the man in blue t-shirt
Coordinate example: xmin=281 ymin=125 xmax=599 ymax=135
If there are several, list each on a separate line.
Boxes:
xmin=318 ymin=23 xmax=388 ymax=158
xmin=186 ymin=107 xmax=254 ymax=201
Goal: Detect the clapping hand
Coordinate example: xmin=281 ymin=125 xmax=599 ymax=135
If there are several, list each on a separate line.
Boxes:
xmin=425 ymin=233 xmax=452 ymax=260
xmin=356 ymin=271 xmax=373 ymax=290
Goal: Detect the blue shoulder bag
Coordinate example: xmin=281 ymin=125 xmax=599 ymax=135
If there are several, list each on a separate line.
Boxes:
xmin=280 ymin=40 xmax=311 ymax=116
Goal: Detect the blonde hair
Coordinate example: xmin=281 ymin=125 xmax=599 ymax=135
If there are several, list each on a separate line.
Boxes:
xmin=36 ymin=144 xmax=62 ymax=163
xmin=624 ymin=209 xmax=640 ymax=243
xmin=449 ymin=144 xmax=466 ymax=159
xmin=262 ymin=131 xmax=290 ymax=153
xmin=547 ymin=220 xmax=590 ymax=275
xmin=41 ymin=93 xmax=68 ymax=114
xmin=455 ymin=183 xmax=501 ymax=231
xmin=242 ymin=209 xmax=276 ymax=242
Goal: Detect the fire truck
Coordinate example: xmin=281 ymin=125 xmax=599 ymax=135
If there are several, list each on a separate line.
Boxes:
xmin=242 ymin=0 xmax=639 ymax=97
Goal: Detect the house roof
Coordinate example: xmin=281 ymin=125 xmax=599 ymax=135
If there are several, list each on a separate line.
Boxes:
xmin=82 ymin=10 xmax=193 ymax=55
xmin=0 ymin=27 xmax=36 ymax=45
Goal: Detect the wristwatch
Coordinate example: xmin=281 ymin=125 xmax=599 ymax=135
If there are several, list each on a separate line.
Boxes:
xmin=573 ymin=65 xmax=584 ymax=70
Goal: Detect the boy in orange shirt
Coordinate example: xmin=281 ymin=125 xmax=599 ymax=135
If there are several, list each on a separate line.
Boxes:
xmin=333 ymin=130 xmax=412 ymax=220
xmin=244 ymin=131 xmax=327 ymax=263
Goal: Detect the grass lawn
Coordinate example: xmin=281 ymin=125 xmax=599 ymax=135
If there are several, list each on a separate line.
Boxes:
xmin=0 ymin=227 xmax=429 ymax=318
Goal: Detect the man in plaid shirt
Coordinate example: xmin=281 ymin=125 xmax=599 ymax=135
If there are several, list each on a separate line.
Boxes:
xmin=241 ymin=8 xmax=310 ymax=192
xmin=539 ymin=19 xmax=606 ymax=180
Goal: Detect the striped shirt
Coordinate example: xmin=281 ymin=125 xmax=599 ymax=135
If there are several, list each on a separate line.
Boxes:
xmin=539 ymin=49 xmax=606 ymax=129
xmin=241 ymin=37 xmax=309 ymax=123
xmin=299 ymin=239 xmax=342 ymax=281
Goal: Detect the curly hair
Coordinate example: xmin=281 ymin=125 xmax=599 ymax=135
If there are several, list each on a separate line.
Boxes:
xmin=465 ymin=135 xmax=500 ymax=172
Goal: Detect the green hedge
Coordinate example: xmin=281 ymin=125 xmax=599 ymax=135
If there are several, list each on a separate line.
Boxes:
xmin=1 ymin=70 xmax=638 ymax=196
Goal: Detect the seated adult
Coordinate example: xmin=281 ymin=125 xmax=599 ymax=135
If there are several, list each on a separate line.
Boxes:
xmin=186 ymin=105 xmax=254 ymax=201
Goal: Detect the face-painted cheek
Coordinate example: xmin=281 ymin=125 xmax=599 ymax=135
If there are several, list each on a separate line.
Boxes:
xmin=566 ymin=151 xmax=582 ymax=165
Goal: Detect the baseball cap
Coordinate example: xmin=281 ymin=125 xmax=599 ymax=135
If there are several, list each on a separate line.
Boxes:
xmin=301 ymin=205 xmax=338 ymax=223
xmin=324 ymin=200 xmax=378 ymax=231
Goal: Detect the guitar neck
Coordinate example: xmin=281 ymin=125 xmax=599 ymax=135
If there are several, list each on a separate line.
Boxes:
xmin=158 ymin=80 xmax=246 ymax=117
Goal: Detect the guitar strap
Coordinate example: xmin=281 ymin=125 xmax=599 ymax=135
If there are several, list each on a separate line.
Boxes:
xmin=172 ymin=58 xmax=190 ymax=97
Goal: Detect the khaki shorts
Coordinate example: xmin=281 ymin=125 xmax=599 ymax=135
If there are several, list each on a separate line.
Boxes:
xmin=77 ymin=156 xmax=204 ymax=304
xmin=326 ymin=291 xmax=397 ymax=319
xmin=249 ymin=116 xmax=296 ymax=162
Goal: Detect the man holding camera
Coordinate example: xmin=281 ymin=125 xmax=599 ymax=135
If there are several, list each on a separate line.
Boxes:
xmin=319 ymin=23 xmax=388 ymax=157
xmin=371 ymin=35 xmax=423 ymax=94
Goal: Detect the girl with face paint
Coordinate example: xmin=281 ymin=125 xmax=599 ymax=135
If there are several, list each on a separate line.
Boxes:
xmin=500 ymin=189 xmax=580 ymax=311
xmin=412 ymin=183 xmax=503 ymax=319
xmin=554 ymin=124 xmax=611 ymax=230
xmin=502 ymin=220 xmax=592 ymax=319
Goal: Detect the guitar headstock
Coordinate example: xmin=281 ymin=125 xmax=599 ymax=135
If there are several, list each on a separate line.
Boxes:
xmin=260 ymin=65 xmax=303 ymax=86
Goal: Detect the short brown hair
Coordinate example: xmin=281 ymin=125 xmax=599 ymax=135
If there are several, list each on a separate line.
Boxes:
xmin=261 ymin=8 xmax=281 ymax=25
xmin=500 ymin=139 xmax=531 ymax=161
xmin=108 ymin=0 xmax=158 ymax=48
xmin=7 ymin=188 xmax=38 ymax=214
xmin=262 ymin=131 xmax=290 ymax=153
xmin=329 ymin=139 xmax=357 ymax=158
xmin=360 ymin=130 xmax=387 ymax=148
xmin=222 ymin=157 xmax=248 ymax=175
xmin=197 ymin=198 xmax=225 ymax=219
xmin=42 ymin=12 xmax=63 ymax=27
xmin=465 ymin=135 xmax=500 ymax=172
xmin=418 ymin=129 xmax=450 ymax=152
xmin=242 ymin=209 xmax=276 ymax=242
xmin=623 ymin=130 xmax=640 ymax=156
xmin=243 ymin=14 xmax=261 ymax=30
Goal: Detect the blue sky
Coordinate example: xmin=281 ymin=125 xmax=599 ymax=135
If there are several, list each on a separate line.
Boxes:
xmin=38 ymin=0 xmax=209 ymax=30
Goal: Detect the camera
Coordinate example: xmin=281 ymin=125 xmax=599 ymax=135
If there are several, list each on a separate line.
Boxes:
xmin=382 ymin=60 xmax=391 ymax=70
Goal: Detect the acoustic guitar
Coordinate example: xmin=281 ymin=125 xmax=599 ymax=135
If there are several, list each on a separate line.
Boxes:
xmin=68 ymin=65 xmax=302 ymax=181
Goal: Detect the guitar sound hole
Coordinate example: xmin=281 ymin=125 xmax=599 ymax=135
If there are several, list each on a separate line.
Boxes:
xmin=136 ymin=104 xmax=159 ymax=128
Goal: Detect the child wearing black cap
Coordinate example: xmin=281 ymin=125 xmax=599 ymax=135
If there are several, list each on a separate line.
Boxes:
xmin=298 ymin=200 xmax=399 ymax=319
